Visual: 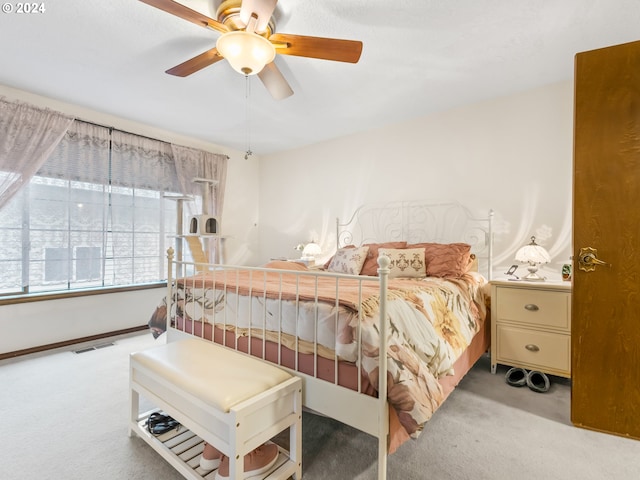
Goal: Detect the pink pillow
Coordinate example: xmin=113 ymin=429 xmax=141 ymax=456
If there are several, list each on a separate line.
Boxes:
xmin=360 ymin=242 xmax=408 ymax=276
xmin=407 ymin=242 xmax=471 ymax=278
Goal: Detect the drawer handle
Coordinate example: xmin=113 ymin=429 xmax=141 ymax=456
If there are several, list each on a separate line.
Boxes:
xmin=524 ymin=304 xmax=539 ymax=312
xmin=525 ymin=344 xmax=540 ymax=352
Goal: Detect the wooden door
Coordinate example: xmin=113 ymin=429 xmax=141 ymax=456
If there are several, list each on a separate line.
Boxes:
xmin=573 ymin=40 xmax=640 ymax=439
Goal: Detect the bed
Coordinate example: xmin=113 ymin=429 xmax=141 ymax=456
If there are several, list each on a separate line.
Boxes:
xmin=148 ymin=200 xmax=493 ymax=480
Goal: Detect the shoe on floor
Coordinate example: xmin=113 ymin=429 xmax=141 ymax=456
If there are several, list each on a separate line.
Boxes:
xmin=505 ymin=367 xmax=528 ymax=387
xmin=214 ymin=442 xmax=279 ymax=479
xmin=526 ymin=370 xmax=550 ymax=393
xmin=146 ymin=412 xmax=180 ymax=435
xmin=200 ymin=442 xmax=223 ymax=471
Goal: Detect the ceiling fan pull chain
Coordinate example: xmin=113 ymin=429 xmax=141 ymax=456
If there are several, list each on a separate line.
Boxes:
xmin=244 ymin=75 xmax=253 ymax=160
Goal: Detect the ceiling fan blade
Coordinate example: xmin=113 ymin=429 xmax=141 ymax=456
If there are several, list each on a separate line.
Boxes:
xmin=139 ymin=0 xmax=228 ymax=34
xmin=258 ymin=62 xmax=294 ymax=100
xmin=270 ymin=33 xmax=363 ymax=63
xmin=240 ymin=0 xmax=277 ymax=34
xmin=165 ymin=47 xmax=224 ymax=77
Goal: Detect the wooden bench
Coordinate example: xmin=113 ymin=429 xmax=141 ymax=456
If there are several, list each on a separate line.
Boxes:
xmin=129 ymin=338 xmax=302 ymax=480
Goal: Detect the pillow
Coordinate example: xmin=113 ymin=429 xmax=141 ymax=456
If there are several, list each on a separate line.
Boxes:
xmin=262 ymin=260 xmax=309 ymax=271
xmin=326 ymin=246 xmax=370 ymax=274
xmin=323 ymin=244 xmax=355 ymax=269
xmin=407 ymin=242 xmax=472 ymax=277
xmin=360 ymin=241 xmax=408 ymax=276
xmin=378 ymin=247 xmax=426 ymax=279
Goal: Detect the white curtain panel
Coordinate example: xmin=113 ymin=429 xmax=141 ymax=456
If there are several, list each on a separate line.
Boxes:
xmin=37 ymin=121 xmax=111 ymax=183
xmin=0 ymin=97 xmax=73 ymax=210
xmin=171 ymin=144 xmax=228 ymax=216
xmin=171 ymin=144 xmax=228 ymax=262
xmin=111 ymin=130 xmax=177 ymax=191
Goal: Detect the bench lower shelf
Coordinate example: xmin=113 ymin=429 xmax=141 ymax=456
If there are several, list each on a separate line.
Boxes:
xmin=132 ymin=414 xmax=295 ymax=480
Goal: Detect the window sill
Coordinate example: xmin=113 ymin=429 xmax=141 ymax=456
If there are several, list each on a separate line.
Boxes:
xmin=0 ymin=282 xmax=167 ymax=306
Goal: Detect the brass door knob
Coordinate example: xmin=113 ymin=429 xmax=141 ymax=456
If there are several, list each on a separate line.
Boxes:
xmin=578 ymin=247 xmax=610 ymax=272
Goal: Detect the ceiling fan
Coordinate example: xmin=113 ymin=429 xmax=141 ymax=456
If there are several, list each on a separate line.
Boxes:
xmin=139 ymin=0 xmax=363 ymax=100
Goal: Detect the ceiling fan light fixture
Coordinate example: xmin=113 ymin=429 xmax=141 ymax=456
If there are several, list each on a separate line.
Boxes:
xmin=216 ymin=31 xmax=276 ymax=76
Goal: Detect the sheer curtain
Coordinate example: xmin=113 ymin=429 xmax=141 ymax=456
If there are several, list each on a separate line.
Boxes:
xmin=37 ymin=120 xmax=111 ymax=182
xmin=111 ymin=130 xmax=177 ymax=191
xmin=111 ymin=130 xmax=179 ymax=281
xmin=171 ymin=144 xmax=228 ymax=262
xmin=0 ymin=97 xmax=230 ymax=295
xmin=30 ymin=121 xmax=112 ymax=291
xmin=0 ymin=97 xmax=74 ymax=210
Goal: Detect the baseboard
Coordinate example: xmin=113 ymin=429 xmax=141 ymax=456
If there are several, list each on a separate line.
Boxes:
xmin=0 ymin=325 xmax=149 ymax=360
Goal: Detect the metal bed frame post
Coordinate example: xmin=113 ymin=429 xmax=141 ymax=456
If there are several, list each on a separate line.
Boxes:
xmin=377 ymin=254 xmax=391 ymax=480
xmin=487 ymin=209 xmax=494 ymax=280
xmin=166 ymin=247 xmax=174 ymax=335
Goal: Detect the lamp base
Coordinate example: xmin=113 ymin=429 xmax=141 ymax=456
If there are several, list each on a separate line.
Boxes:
xmin=522 ymin=273 xmax=546 ymax=281
xmin=523 ymin=265 xmax=545 ymax=281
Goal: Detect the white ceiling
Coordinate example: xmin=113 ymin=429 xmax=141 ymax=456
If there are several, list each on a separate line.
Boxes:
xmin=1 ymin=0 xmax=639 ymax=155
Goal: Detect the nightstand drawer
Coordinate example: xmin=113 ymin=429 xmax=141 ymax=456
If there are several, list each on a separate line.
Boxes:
xmin=496 ymin=288 xmax=570 ymax=330
xmin=497 ymin=325 xmax=571 ymax=374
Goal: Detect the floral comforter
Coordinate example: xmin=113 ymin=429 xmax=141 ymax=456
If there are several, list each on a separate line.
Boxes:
xmin=148 ymin=270 xmax=488 ymax=439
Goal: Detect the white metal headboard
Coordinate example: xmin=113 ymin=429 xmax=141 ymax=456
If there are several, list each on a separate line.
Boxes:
xmin=336 ymin=200 xmax=494 ymax=279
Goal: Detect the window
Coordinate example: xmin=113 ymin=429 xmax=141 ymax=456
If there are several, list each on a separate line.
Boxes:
xmin=0 ymin=121 xmax=181 ymax=296
xmin=75 ymin=247 xmax=102 ymax=281
xmin=44 ymin=247 xmax=70 ymax=282
xmin=43 ymin=246 xmax=102 ymax=283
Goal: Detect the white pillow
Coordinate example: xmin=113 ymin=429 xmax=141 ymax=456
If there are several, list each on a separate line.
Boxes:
xmin=378 ymin=247 xmax=426 ymax=279
xmin=327 ymin=246 xmax=370 ymax=274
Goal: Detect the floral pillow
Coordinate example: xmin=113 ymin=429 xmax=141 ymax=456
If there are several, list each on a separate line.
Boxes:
xmin=323 ymin=244 xmax=354 ymax=270
xmin=327 ymin=246 xmax=370 ymax=274
xmin=378 ymin=247 xmax=426 ymax=278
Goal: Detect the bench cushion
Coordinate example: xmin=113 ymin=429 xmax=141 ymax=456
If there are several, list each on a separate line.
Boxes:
xmin=131 ymin=338 xmax=293 ymax=412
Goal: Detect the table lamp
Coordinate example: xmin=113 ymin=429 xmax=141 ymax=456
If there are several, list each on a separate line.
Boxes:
xmin=515 ymin=236 xmax=550 ymax=281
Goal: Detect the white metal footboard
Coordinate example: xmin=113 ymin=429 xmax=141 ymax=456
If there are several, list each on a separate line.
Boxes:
xmin=164 ymin=249 xmax=392 ymax=480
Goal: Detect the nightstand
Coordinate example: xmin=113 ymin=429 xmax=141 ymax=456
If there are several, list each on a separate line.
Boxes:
xmin=490 ymin=280 xmax=572 ymax=378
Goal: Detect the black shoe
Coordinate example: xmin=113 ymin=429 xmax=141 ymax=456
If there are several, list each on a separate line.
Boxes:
xmin=146 ymin=412 xmax=180 ymax=435
xmin=526 ymin=370 xmax=550 ymax=393
xmin=505 ymin=367 xmax=528 ymax=387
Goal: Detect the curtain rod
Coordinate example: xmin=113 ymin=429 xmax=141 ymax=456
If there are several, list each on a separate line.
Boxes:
xmin=74 ymin=118 xmax=230 ymax=160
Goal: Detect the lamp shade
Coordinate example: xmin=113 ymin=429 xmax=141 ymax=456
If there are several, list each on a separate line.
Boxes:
xmin=216 ymin=31 xmax=276 ymax=76
xmin=515 ymin=236 xmax=551 ymax=264
xmin=302 ymin=242 xmax=322 ymax=258
xmin=515 ymin=236 xmax=550 ymax=281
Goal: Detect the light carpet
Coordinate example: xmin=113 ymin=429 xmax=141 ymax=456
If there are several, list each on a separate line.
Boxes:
xmin=1 ymin=333 xmax=638 ymax=480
